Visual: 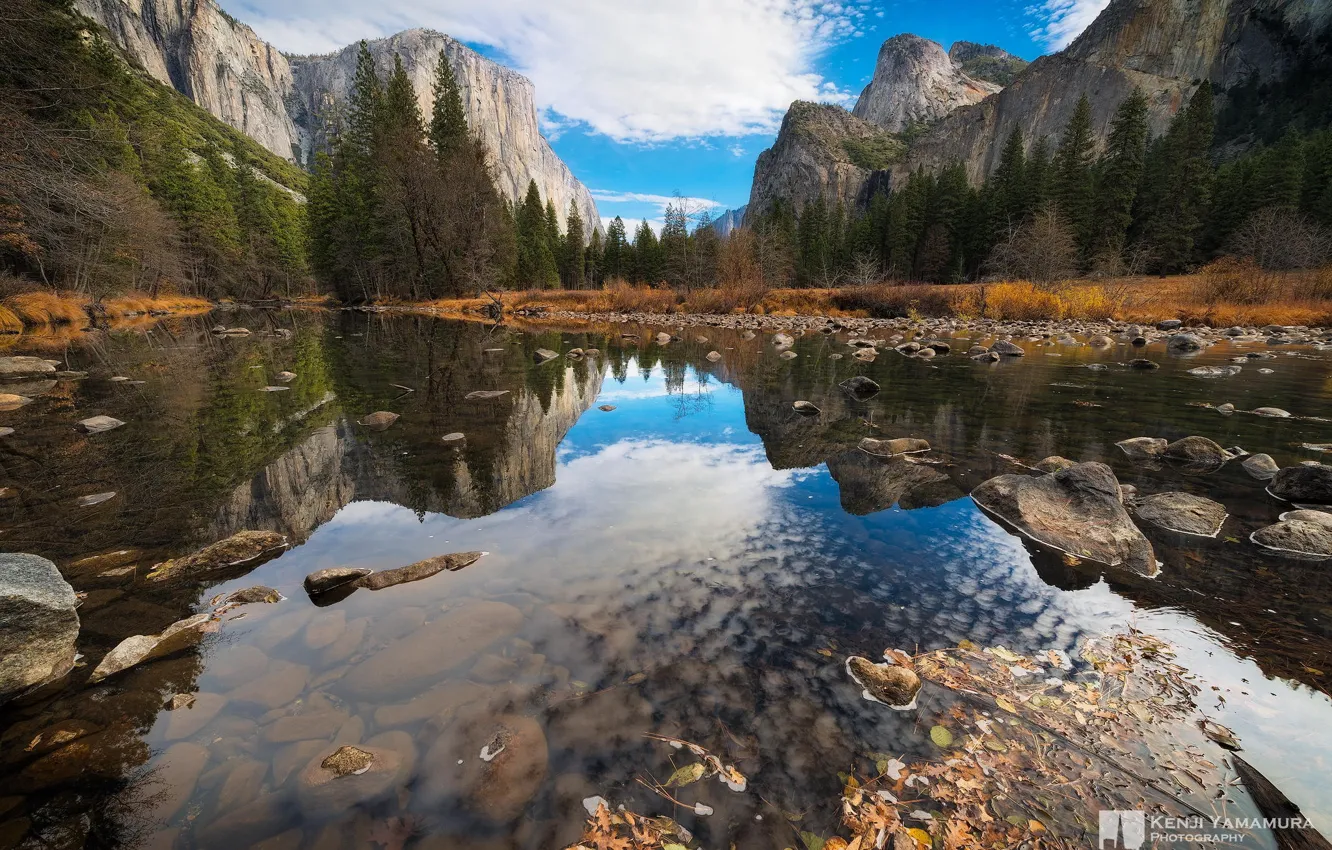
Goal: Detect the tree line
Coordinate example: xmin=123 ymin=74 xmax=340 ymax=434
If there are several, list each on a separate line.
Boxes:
xmin=743 ymin=83 xmax=1332 ymax=287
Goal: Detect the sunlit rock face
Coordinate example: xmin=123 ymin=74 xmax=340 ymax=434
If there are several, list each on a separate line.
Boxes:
xmin=852 ymin=34 xmax=999 ymax=134
xmin=898 ymin=0 xmax=1332 ymax=183
xmin=74 ymin=0 xmax=600 ymax=234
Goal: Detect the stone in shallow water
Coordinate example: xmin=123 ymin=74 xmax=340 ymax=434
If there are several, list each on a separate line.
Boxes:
xmin=990 ymin=340 xmax=1025 ymax=356
xmin=214 ymin=586 xmax=282 ymax=606
xmin=840 ymin=375 xmax=880 ymax=399
xmin=1128 ymin=358 xmax=1160 ymax=369
xmin=1251 ymin=520 xmax=1332 ymax=559
xmin=357 ymin=411 xmax=399 ymax=430
xmin=465 ymin=390 xmax=510 ymax=400
xmin=1252 ymin=406 xmax=1291 ymax=418
xmin=0 ymin=356 xmax=56 ymax=378
xmin=846 ymin=656 xmax=920 ymax=708
xmin=356 ymin=551 xmax=485 ymax=591
xmin=1268 ymin=463 xmax=1332 ymax=504
xmin=858 ymin=437 xmax=929 ymax=457
xmin=1035 ymin=456 xmax=1076 ymax=473
xmin=1242 ymin=454 xmax=1280 ymax=480
xmin=419 ymin=712 xmax=548 ymax=822
xmin=0 ymin=393 xmax=32 ymax=411
xmin=79 ymin=415 xmax=128 ymax=437
xmin=534 ymin=348 xmax=559 ymax=362
xmin=259 ymin=386 xmax=289 ymax=392
xmin=972 ymin=462 xmax=1156 ymax=576
xmin=147 ymin=530 xmax=287 ymax=582
xmin=792 ymin=400 xmax=819 ymax=415
xmin=275 ymin=371 xmax=296 ymax=382
xmin=0 ymin=554 xmax=78 ymax=705
xmin=441 ymin=432 xmax=465 ymax=444
xmin=1116 ymin=437 xmax=1167 ymax=459
xmin=297 ymin=734 xmax=415 ymax=817
xmin=1163 ymin=436 xmax=1229 ymax=468
xmin=163 ymin=692 xmax=228 ymax=741
xmin=598 ymin=404 xmax=616 ymax=412
xmin=75 ymin=491 xmax=117 ymax=507
xmin=89 ymin=612 xmax=215 ymax=683
xmin=303 ymin=567 xmax=372 ymax=596
xmin=1133 ymin=492 xmax=1228 ymax=537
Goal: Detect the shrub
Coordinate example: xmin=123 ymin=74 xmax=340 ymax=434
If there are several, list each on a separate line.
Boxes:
xmin=831 ymin=284 xmax=959 ymax=318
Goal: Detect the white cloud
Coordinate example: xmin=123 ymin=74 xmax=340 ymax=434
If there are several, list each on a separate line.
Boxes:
xmin=1027 ymin=0 xmax=1111 ymax=49
xmin=600 ymin=216 xmax=664 ymax=236
xmin=229 ymin=0 xmax=864 ymax=142
xmin=728 ymin=143 xmax=746 ymax=157
xmin=589 ymin=190 xmax=723 ymax=210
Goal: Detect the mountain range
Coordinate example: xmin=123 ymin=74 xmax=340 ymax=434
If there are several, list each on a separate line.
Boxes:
xmin=75 ymin=0 xmax=601 ymax=235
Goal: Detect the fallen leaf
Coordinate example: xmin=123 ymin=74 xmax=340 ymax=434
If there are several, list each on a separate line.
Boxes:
xmin=929 ymin=725 xmax=954 ymax=748
xmin=665 ymin=762 xmax=707 ymax=788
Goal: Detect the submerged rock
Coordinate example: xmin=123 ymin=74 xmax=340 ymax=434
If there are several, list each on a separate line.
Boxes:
xmin=792 ymin=400 xmax=820 ymax=415
xmin=89 ymin=612 xmax=215 ymax=683
xmin=356 ymin=551 xmax=485 ymax=591
xmin=357 ymin=411 xmax=399 ymax=430
xmin=1188 ymin=365 xmax=1240 ymax=378
xmin=972 ymin=462 xmax=1156 ymax=576
xmin=1163 ymin=436 xmax=1229 ymax=468
xmin=420 ymin=713 xmax=549 ymax=822
xmin=0 ymin=356 xmax=57 ymax=379
xmin=303 ymin=567 xmax=372 ymax=596
xmin=76 ymin=415 xmax=124 ymax=434
xmin=858 ymin=437 xmax=930 ymax=457
xmin=1133 ymin=492 xmax=1228 ymax=537
xmin=1268 ymin=463 xmax=1332 ymax=504
xmin=1167 ymin=333 xmax=1205 ymax=351
xmin=1128 ymin=359 xmax=1160 ymax=370
xmin=1116 ymin=437 xmax=1167 ymax=459
xmin=839 ymin=376 xmax=881 ymax=400
xmin=147 ymin=530 xmax=287 ymax=582
xmin=990 ymin=340 xmax=1025 ymax=356
xmin=534 ymin=348 xmax=559 ymax=362
xmin=213 ymin=586 xmax=282 ymax=606
xmin=1241 ymin=454 xmax=1280 ymax=480
xmin=297 ymin=735 xmax=415 ymax=817
xmin=0 ymin=554 xmax=79 ymax=705
xmin=1252 ymin=407 xmax=1291 ymax=418
xmin=1251 ymin=520 xmax=1332 ymax=559
xmin=465 ymin=390 xmax=510 ymax=400
xmin=846 ymin=656 xmax=920 ymax=708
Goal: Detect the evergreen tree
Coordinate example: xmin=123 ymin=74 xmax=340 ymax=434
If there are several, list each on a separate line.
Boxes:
xmin=586 ymin=227 xmax=603 ymax=287
xmin=1024 ymin=138 xmax=1053 ymax=214
xmin=1090 ymin=89 xmax=1148 ymax=265
xmin=428 ymin=49 xmax=468 ymax=156
xmin=1142 ymin=81 xmax=1216 ymax=271
xmin=516 ymin=180 xmax=558 ymax=287
xmin=633 ymin=219 xmax=661 ymax=282
xmin=660 ymin=203 xmax=690 ymax=286
xmin=381 ymin=54 xmax=423 ymax=135
xmin=796 ymin=196 xmax=830 ymax=285
xmin=604 ymin=216 xmax=628 ymax=280
xmin=563 ymin=200 xmax=585 ymax=288
xmin=991 ymin=126 xmax=1028 ymax=236
xmin=1051 ymin=94 xmax=1096 ymax=258
xmin=544 ymin=199 xmax=562 ymax=261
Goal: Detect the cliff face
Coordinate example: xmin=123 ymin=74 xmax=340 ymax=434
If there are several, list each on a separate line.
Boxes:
xmin=852 ymin=35 xmax=1000 ymax=133
xmin=748 ymin=102 xmax=903 ymax=215
xmin=74 ymin=0 xmax=599 ymax=233
xmin=901 ymin=0 xmax=1332 ymax=183
xmin=710 ymin=205 xmax=747 ymax=239
xmin=948 ymin=41 xmax=1029 ymax=86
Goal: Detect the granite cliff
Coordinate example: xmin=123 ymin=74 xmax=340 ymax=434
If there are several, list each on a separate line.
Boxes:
xmin=74 ymin=0 xmax=600 ymax=234
xmin=852 ymin=34 xmax=1000 ymax=134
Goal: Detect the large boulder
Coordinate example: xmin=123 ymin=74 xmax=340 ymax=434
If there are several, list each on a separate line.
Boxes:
xmin=0 ymin=554 xmax=79 ymax=704
xmin=1163 ymin=436 xmax=1230 ymax=468
xmin=990 ymin=340 xmax=1025 ymax=356
xmin=1133 ymin=492 xmax=1228 ymax=537
xmin=0 ymin=356 xmax=57 ymax=379
xmin=89 ymin=612 xmax=216 ymax=683
xmin=972 ymin=463 xmax=1157 ymax=575
xmin=858 ymin=437 xmax=930 ymax=457
xmin=1251 ymin=519 xmax=1332 ymax=559
xmin=1167 ymin=333 xmax=1205 ymax=352
xmin=1269 ymin=464 xmax=1332 ymax=505
xmin=338 ymin=601 xmax=522 ymax=699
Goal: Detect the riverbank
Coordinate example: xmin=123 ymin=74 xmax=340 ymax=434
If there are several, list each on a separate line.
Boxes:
xmin=0 ymin=291 xmax=213 ymax=331
xmin=382 ymin=269 xmax=1332 ymax=329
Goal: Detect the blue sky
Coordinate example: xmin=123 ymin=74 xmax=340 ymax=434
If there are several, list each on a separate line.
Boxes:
xmin=232 ymin=0 xmax=1110 ymax=230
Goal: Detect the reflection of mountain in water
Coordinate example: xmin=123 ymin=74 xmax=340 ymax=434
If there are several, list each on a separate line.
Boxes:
xmin=211 ymin=361 xmax=606 ymax=539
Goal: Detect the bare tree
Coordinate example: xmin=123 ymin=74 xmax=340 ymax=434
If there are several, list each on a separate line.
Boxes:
xmin=986 ymin=204 xmax=1079 ymax=289
xmin=845 ymin=253 xmax=881 ymax=286
xmin=1231 ymin=206 xmax=1332 ymax=271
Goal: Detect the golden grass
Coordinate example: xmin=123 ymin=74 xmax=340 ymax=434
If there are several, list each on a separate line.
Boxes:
xmin=102 ymin=292 xmax=212 ymax=318
xmin=380 ymin=267 xmax=1332 ymax=327
xmin=4 ymin=291 xmax=90 ymax=325
xmin=0 ymin=305 xmax=23 ymax=334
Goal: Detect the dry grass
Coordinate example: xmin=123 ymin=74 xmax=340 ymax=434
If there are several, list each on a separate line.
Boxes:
xmin=3 ymin=291 xmax=91 ymax=325
xmin=391 ymin=267 xmax=1332 ymax=327
xmin=0 ymin=289 xmax=213 ymax=329
xmin=102 ymin=292 xmax=212 ymax=318
xmin=0 ymin=305 xmax=23 ymax=334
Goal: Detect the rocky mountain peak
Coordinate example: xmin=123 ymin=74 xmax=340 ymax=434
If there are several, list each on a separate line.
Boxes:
xmin=948 ymin=42 xmax=1029 ymax=86
xmin=851 ymin=34 xmax=1001 ymax=133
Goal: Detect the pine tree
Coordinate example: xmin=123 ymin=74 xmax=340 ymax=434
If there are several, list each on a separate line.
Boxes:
xmin=516 ymin=180 xmax=557 ymax=287
xmin=346 ymin=42 xmax=383 ymax=160
xmin=381 ymin=55 xmax=423 ymax=135
xmin=544 ymin=199 xmax=561 ymax=262
xmin=585 ymin=227 xmax=603 ymax=288
xmin=1051 ymin=94 xmax=1095 ymax=259
xmin=604 ymin=216 xmax=627 ymax=280
xmin=991 ymin=126 xmax=1027 ymax=237
xmin=1024 ymin=137 xmax=1052 ymax=213
xmin=563 ymin=200 xmax=585 ymax=288
xmin=633 ymin=219 xmax=660 ymax=283
xmin=1090 ymin=89 xmax=1148 ymax=266
xmin=428 ymin=49 xmax=468 ymax=156
xmin=659 ymin=203 xmax=689 ymax=286
xmin=1144 ymin=81 xmax=1215 ymax=271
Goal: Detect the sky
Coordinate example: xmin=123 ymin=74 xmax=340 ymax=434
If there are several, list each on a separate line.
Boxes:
xmin=225 ymin=0 xmax=1113 ymax=231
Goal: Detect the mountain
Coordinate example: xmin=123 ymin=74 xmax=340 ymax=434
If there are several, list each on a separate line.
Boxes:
xmin=74 ymin=0 xmax=600 ymax=235
xmin=901 ymin=0 xmax=1332 ymax=183
xmin=852 ymin=34 xmax=1000 ymax=133
xmin=747 ymin=102 xmax=904 ymax=216
xmin=711 ymin=205 xmax=747 ymax=239
xmin=947 ymin=42 xmax=1028 ymax=87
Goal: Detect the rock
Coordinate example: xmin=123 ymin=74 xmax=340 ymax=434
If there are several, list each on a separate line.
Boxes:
xmin=1167 ymin=333 xmax=1205 ymax=351
xmin=1157 ymin=320 xmax=1183 ymax=330
xmin=275 ymin=371 xmax=296 ymax=382
xmin=263 ymin=712 xmax=348 ymax=744
xmin=228 ymin=661 xmax=309 ymax=710
xmin=1035 ymin=456 xmax=1076 ymax=473
xmin=533 ymin=348 xmax=559 ymax=362
xmin=420 ymin=713 xmax=548 ymax=822
xmin=75 ymin=491 xmax=117 ymax=507
xmin=772 ymin=332 xmax=794 ymax=347
xmin=1188 ymin=365 xmax=1241 ymax=378
xmin=971 ymin=350 xmax=1000 ymax=362
xmin=142 ymin=742 xmax=209 ymax=822
xmin=839 ymin=376 xmax=880 ymax=400
xmin=302 ymin=611 xmax=345 ymax=650
xmin=1133 ymin=492 xmax=1228 ymax=536
xmin=705 ymin=351 xmax=722 ymax=362
xmin=1251 ymin=520 xmax=1332 ymax=559
xmin=303 ymin=567 xmax=372 ymax=596
xmin=915 ymin=346 xmax=936 ymax=358
xmin=0 ymin=554 xmax=79 ymax=704
xmin=438 ymin=432 xmax=465 ymax=446
xmin=214 ymin=586 xmax=282 ymax=606
xmin=0 ymin=393 xmax=32 ymax=411
xmin=852 ymin=35 xmax=998 ymax=133
xmin=470 ymin=654 xmax=519 ymax=683
xmin=89 ymin=612 xmax=215 ymax=683
xmin=1269 ymin=464 xmax=1332 ymax=504
xmin=598 ymin=405 xmax=616 ymax=412
xmin=465 ymin=390 xmax=510 ymax=400
xmin=356 ymin=551 xmax=485 ymax=591
xmin=1128 ymin=358 xmax=1159 ymax=369
xmin=194 ymin=792 xmax=293 ymax=848
xmin=357 ymin=411 xmax=399 ymax=430
xmin=792 ymin=400 xmax=820 ymax=415
xmin=214 ymin=758 xmax=269 ymax=815
xmin=0 ymin=356 xmax=56 ymax=379
xmin=372 ymin=680 xmax=492 ymax=728
xmin=1242 ymin=454 xmax=1280 ymax=480
xmin=1088 ymin=335 xmax=1113 ymax=347
xmin=858 ymin=437 xmax=929 ymax=457
xmin=1163 ymin=436 xmax=1229 ymax=467
xmin=163 ymin=692 xmax=228 ymax=740
xmin=846 ymin=656 xmax=921 ymax=708
xmin=297 ymin=734 xmax=415 ymax=818
xmin=779 ymin=350 xmax=798 ymax=359
xmin=75 ymin=415 xmax=125 ymax=434
xmin=259 ymin=386 xmax=290 ymax=392
xmin=1283 ymin=509 xmax=1332 ymax=528
xmin=990 ymin=340 xmax=1025 ymax=356
xmin=1252 ymin=407 xmax=1291 ymax=418
xmin=339 ymin=601 xmax=522 ymax=699
xmin=1216 ymin=403 xmax=1236 ymax=415
xmin=1115 ymin=437 xmax=1167 ymax=459
xmin=148 ymin=530 xmax=287 ymax=582
xmin=654 ymin=333 xmax=672 ymax=345
xmin=972 ymin=462 xmax=1156 ymax=575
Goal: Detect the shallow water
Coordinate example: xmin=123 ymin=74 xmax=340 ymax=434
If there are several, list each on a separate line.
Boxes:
xmin=2 ymin=311 xmax=1331 ymax=848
